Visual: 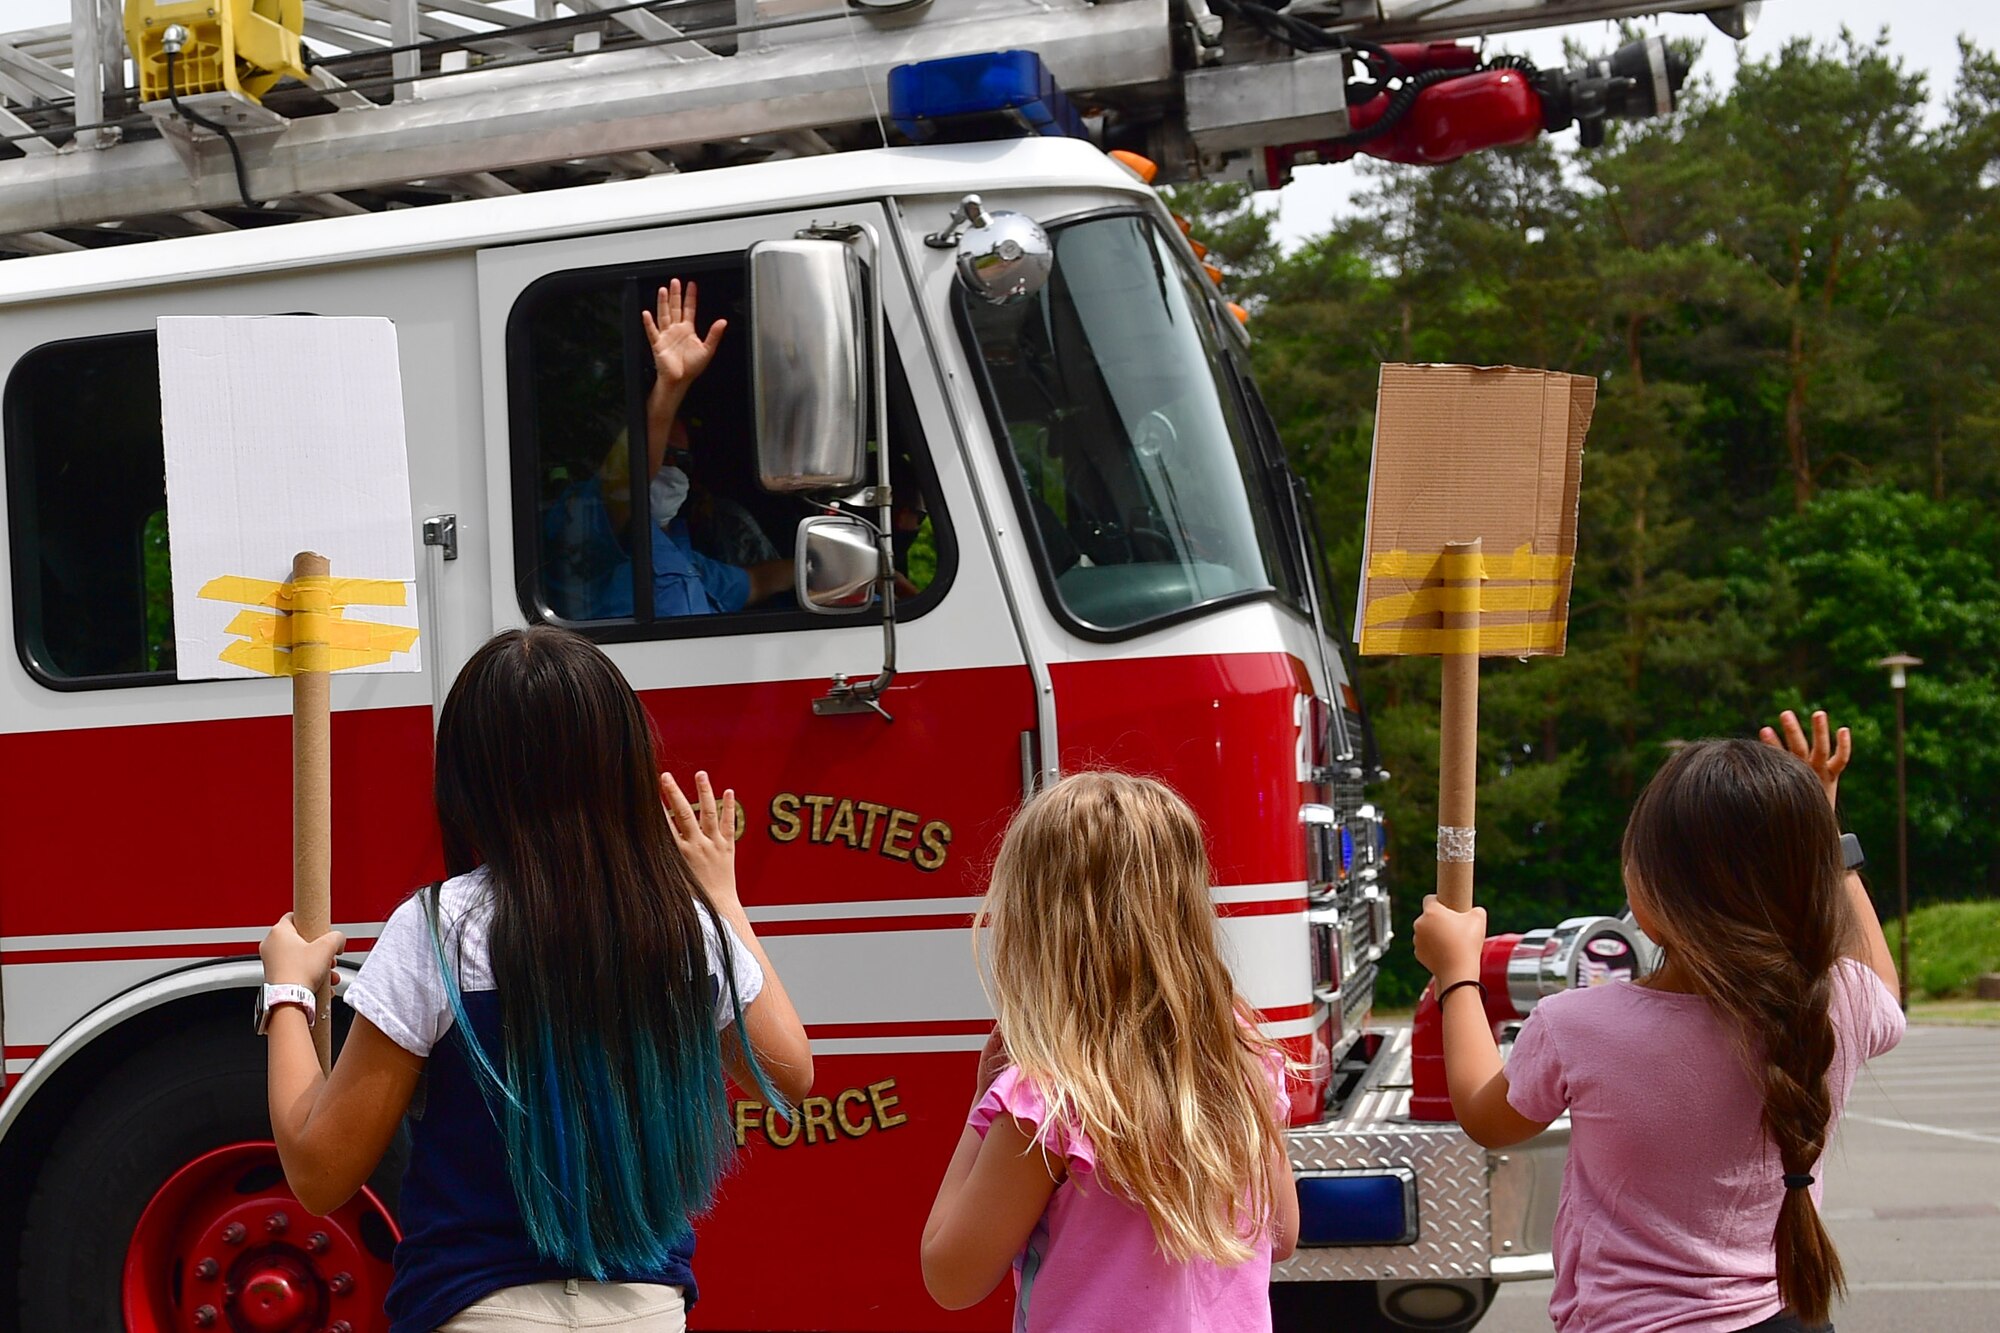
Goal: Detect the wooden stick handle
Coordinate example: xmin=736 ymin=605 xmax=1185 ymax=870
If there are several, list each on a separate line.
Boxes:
xmin=1436 ymin=538 xmax=1481 ymax=913
xmin=291 ymin=550 xmax=334 ymax=1073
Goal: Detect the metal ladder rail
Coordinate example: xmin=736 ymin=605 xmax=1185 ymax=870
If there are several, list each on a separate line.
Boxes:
xmin=0 ymin=1 xmax=1180 ymax=256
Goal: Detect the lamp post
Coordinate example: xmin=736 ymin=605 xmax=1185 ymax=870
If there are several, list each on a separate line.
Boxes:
xmin=1877 ymin=654 xmax=1922 ymax=1011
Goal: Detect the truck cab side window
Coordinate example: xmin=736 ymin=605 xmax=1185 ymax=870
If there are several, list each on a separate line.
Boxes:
xmin=510 ymin=258 xmax=950 ymax=635
xmin=4 ymin=332 xmax=177 ymax=686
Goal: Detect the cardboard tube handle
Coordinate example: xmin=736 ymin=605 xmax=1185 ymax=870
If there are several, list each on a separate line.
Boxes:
xmin=291 ymin=550 xmax=334 ymax=1073
xmin=1436 ymin=538 xmax=1480 ymax=913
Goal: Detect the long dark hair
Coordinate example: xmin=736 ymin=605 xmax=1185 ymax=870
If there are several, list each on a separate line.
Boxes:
xmin=432 ymin=625 xmax=765 ymax=1276
xmin=1623 ymin=739 xmax=1851 ymax=1325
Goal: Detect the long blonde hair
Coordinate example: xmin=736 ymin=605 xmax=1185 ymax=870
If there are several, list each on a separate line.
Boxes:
xmin=976 ymin=772 xmax=1286 ymax=1265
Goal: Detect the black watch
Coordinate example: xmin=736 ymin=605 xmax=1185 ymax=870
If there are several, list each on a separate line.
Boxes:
xmin=1840 ymin=832 xmax=1865 ymax=871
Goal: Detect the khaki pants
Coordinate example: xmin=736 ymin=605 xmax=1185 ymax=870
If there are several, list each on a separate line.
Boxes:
xmin=436 ymin=1281 xmax=686 ymax=1331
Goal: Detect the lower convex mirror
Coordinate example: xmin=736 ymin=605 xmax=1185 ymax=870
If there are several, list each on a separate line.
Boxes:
xmin=795 ymin=514 xmax=880 ymax=614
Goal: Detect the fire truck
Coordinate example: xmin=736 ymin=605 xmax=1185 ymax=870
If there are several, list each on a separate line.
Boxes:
xmin=0 ymin=2 xmax=1747 ymax=1329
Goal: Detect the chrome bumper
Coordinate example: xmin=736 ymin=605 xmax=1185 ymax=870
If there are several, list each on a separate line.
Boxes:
xmin=1274 ymin=1026 xmax=1567 ymax=1284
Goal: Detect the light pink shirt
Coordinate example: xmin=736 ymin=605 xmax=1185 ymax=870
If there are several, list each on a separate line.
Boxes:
xmin=968 ymin=1066 xmax=1274 ymax=1333
xmin=1505 ymin=958 xmax=1905 ymax=1333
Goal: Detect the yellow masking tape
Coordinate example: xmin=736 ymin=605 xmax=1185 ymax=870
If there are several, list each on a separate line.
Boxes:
xmin=1359 ymin=620 xmax=1568 ymax=655
xmin=1366 ymin=547 xmax=1574 ymax=581
xmin=220 ymin=640 xmax=406 ymax=676
xmin=201 ymin=572 xmax=418 ymax=675
xmin=1363 ymin=582 xmax=1563 ymax=627
xmin=198 ymin=574 xmax=409 ymax=609
xmin=223 ymin=608 xmax=421 ymax=654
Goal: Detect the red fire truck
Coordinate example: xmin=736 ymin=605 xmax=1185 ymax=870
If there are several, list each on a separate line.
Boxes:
xmin=0 ymin=1 xmax=1744 ymax=1328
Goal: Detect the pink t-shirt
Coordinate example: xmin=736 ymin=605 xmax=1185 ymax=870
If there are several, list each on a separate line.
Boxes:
xmin=967 ymin=1066 xmax=1274 ymax=1333
xmin=1504 ymin=958 xmax=1905 ymax=1333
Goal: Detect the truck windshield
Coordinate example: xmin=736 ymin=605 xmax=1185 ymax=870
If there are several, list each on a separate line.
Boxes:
xmin=963 ymin=212 xmax=1296 ymax=633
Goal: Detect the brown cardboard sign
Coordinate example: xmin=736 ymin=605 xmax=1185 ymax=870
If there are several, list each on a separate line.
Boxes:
xmin=1356 ymin=364 xmax=1594 ymax=657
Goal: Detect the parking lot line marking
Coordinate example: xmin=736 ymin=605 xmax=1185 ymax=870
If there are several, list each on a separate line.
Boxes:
xmin=1845 ymin=1112 xmax=2000 ymax=1146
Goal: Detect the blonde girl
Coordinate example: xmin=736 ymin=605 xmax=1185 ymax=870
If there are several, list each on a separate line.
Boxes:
xmin=921 ymin=772 xmax=1300 ymax=1332
xmin=1414 ymin=712 xmax=1903 ymax=1333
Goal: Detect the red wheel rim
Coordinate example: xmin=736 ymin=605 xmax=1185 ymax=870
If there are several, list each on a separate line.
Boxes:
xmin=122 ymin=1141 xmax=398 ymax=1333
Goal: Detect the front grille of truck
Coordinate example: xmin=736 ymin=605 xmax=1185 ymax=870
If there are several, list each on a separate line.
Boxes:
xmin=1304 ymin=792 xmax=1389 ymax=1050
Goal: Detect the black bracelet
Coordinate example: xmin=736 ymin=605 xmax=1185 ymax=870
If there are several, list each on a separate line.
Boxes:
xmin=1437 ymin=978 xmax=1488 ymax=1007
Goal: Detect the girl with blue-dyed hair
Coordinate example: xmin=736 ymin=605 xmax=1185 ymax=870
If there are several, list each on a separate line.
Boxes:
xmin=259 ymin=625 xmax=812 ymax=1331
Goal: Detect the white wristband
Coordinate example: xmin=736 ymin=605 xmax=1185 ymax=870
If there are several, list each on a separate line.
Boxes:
xmin=256 ymin=982 xmax=318 ymax=1035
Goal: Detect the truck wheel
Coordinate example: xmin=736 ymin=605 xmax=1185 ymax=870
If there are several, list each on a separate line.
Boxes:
xmin=16 ymin=1018 xmax=401 ymax=1332
xmin=1272 ymin=1277 xmax=1497 ymax=1332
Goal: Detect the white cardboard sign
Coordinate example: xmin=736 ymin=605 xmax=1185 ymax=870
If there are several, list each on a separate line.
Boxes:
xmin=159 ymin=316 xmax=421 ymax=681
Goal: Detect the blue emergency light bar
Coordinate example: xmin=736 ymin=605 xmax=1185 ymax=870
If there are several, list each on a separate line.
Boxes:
xmin=888 ymin=49 xmax=1086 ymax=145
xmin=1296 ymin=1170 xmax=1420 ymax=1247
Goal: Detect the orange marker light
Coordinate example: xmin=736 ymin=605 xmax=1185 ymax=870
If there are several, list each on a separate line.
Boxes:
xmin=1203 ymin=263 xmax=1225 ymax=285
xmin=1109 ymin=150 xmax=1159 ymax=183
xmin=1228 ymin=302 xmax=1250 ymax=324
xmin=1190 ymin=239 xmax=1209 ymax=259
xmin=1173 ymin=214 xmax=1192 ymax=236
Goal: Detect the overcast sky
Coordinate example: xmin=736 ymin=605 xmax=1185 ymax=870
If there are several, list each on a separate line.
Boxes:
xmin=10 ymin=0 xmax=1994 ymax=246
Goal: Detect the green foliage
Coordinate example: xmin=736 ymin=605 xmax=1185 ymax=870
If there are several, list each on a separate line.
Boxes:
xmin=142 ymin=508 xmax=174 ymax=675
xmin=1884 ymin=900 xmax=2000 ymax=999
xmin=1741 ymin=488 xmax=2000 ymax=892
xmin=1170 ymin=35 xmax=2000 ymax=1003
xmin=904 ymin=516 xmax=938 ymax=591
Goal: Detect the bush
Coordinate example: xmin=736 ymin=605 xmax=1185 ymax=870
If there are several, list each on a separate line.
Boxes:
xmin=1882 ymin=900 xmax=2000 ymax=999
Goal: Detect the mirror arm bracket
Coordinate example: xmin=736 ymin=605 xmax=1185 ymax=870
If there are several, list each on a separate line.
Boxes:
xmin=925 ymin=194 xmax=987 ymax=249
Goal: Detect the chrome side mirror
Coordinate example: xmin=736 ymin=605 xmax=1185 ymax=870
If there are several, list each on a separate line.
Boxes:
xmin=748 ymin=239 xmax=869 ymax=492
xmin=795 ymin=513 xmax=881 ymax=615
xmin=927 ymin=194 xmax=1052 ymax=306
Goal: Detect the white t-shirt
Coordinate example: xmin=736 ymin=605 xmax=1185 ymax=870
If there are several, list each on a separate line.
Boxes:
xmin=344 ymin=867 xmax=765 ymax=1058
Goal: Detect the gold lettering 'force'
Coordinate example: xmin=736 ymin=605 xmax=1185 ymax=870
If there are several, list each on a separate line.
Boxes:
xmin=767 ymin=794 xmax=951 ymax=871
xmin=733 ymin=1079 xmax=910 ymax=1148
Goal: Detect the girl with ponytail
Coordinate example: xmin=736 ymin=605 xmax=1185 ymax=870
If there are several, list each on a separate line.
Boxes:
xmin=1414 ymin=711 xmax=1903 ymax=1333
xmin=258 ymin=626 xmax=811 ymax=1331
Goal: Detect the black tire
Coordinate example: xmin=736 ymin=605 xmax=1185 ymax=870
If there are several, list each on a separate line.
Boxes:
xmin=16 ymin=1011 xmax=404 ymax=1330
xmin=1272 ymin=1278 xmax=1497 ymax=1333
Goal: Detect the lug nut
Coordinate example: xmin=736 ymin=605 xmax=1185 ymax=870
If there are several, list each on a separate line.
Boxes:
xmin=221 ymin=1223 xmax=247 ymax=1245
xmin=306 ymin=1231 xmax=330 ymax=1254
xmin=193 ymin=1307 xmax=217 ymax=1328
xmin=329 ymin=1271 xmax=353 ymax=1295
xmin=194 ymin=1257 xmax=219 ymax=1280
xmin=265 ymin=1209 xmax=290 ymax=1235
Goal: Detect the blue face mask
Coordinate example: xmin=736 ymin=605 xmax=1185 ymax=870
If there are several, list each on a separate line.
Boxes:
xmin=649 ymin=465 xmax=690 ymax=528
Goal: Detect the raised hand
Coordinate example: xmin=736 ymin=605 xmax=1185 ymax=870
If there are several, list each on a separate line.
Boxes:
xmin=1758 ymin=708 xmax=1850 ymax=811
xmin=642 ymin=278 xmax=727 ymax=398
xmin=661 ymin=769 xmax=740 ymax=908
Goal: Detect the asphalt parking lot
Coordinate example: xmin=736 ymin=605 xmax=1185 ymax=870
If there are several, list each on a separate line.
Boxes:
xmin=1480 ymin=1022 xmax=2000 ymax=1333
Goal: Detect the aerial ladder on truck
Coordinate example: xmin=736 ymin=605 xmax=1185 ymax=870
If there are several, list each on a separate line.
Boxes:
xmin=0 ymin=0 xmax=1770 ymax=260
